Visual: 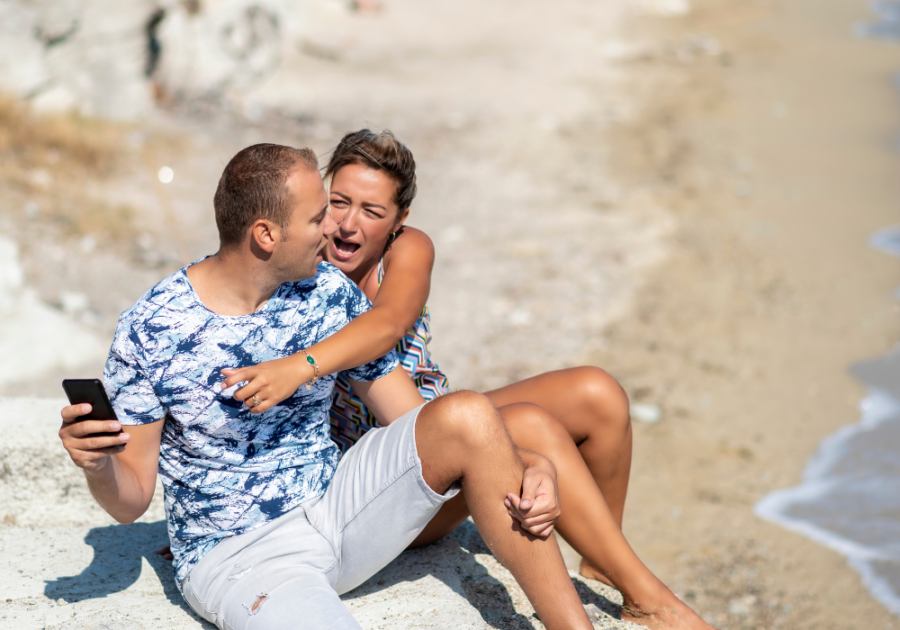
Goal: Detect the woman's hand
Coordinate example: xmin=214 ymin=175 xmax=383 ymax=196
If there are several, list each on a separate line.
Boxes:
xmin=221 ymin=354 xmax=314 ymax=414
xmin=505 ymin=451 xmax=560 ymax=538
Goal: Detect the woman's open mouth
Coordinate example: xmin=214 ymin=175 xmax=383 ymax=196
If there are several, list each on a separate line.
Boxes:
xmin=332 ymin=237 xmax=361 ymax=261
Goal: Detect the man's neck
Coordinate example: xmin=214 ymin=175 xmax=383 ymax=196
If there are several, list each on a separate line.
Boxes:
xmin=186 ymin=250 xmax=283 ymax=316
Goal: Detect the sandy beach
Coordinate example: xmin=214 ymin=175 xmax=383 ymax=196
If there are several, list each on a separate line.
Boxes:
xmin=595 ymin=1 xmax=900 ymax=628
xmin=1 ymin=0 xmax=899 ymax=628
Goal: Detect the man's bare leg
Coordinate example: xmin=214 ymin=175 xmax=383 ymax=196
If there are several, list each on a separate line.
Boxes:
xmin=415 ymin=391 xmax=593 ymax=630
xmin=412 ymin=402 xmax=718 ymax=630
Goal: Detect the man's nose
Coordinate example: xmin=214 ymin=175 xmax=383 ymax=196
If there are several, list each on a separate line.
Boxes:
xmin=323 ymin=211 xmax=339 ymax=236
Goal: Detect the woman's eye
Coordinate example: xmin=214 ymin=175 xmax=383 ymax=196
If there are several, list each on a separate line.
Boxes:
xmin=365 ymin=209 xmax=384 ymax=218
xmin=330 ymin=200 xmax=347 ymax=207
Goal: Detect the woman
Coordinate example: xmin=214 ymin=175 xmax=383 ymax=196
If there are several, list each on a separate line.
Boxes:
xmin=219 ymin=130 xmax=715 ymax=629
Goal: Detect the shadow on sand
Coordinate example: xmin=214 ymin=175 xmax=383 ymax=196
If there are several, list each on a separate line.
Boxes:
xmin=42 ymin=519 xmax=619 ymax=628
xmin=43 ymin=520 xmax=209 ymax=625
xmin=343 ymin=520 xmax=623 ymax=629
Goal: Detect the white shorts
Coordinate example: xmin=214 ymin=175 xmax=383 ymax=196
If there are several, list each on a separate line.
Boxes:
xmin=181 ymin=403 xmax=458 ymax=630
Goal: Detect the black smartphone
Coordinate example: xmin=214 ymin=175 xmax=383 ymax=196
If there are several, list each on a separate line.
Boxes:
xmin=62 ymin=378 xmax=122 ymax=435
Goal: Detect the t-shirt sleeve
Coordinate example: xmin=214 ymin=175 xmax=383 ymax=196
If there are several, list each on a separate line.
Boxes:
xmin=338 ymin=276 xmax=400 ymax=383
xmin=103 ymin=318 xmax=165 ymax=425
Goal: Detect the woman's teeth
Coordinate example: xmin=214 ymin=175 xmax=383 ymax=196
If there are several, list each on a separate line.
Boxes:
xmin=334 ymin=239 xmax=360 ymax=256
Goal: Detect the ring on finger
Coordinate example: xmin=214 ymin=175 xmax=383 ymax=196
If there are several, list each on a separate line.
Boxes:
xmin=250 ymin=395 xmax=262 ymax=408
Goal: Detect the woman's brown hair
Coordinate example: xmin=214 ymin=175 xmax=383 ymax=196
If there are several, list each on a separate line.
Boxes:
xmin=325 ymin=129 xmax=417 ymax=211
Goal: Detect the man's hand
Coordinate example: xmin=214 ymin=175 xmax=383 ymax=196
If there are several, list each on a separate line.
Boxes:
xmin=59 ymin=404 xmax=131 ymax=471
xmin=58 ymin=404 xmax=163 ymax=524
xmin=221 ymin=354 xmax=314 ymax=414
xmin=505 ymin=450 xmax=560 ymax=538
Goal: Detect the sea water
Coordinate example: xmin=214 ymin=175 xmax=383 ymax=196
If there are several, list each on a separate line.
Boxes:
xmin=754 ymin=358 xmax=900 ymax=616
xmin=855 ymin=1 xmax=900 ymax=40
xmin=754 ymin=230 xmax=900 ymax=616
xmin=755 ymin=230 xmax=900 ymax=618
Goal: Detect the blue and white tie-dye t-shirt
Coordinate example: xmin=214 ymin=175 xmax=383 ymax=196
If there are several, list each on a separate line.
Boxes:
xmin=102 ymin=261 xmax=398 ymax=587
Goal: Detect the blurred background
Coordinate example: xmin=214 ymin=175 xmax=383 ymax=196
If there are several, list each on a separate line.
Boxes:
xmin=0 ymin=0 xmax=899 ymax=629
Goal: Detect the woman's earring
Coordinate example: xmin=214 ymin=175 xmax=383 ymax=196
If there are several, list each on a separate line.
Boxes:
xmin=389 ymin=232 xmax=397 ymax=243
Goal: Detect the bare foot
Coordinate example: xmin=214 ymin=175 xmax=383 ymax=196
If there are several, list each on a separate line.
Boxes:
xmin=579 ymin=557 xmax=617 ymax=588
xmin=622 ymin=590 xmax=718 ymax=630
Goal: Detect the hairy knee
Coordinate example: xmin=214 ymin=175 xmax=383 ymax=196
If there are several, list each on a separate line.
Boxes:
xmin=426 ymin=390 xmax=503 ymax=445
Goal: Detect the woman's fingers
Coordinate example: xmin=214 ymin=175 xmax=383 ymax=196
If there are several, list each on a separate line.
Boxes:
xmin=249 ymin=397 xmax=276 ymax=414
xmin=234 ymin=380 xmax=266 ymax=405
xmin=221 ymin=367 xmax=251 ymax=390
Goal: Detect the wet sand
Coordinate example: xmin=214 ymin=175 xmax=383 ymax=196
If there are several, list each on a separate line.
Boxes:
xmin=590 ymin=1 xmax=900 ymax=627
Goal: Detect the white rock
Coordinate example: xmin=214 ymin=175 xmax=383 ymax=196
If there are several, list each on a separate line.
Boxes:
xmin=152 ymin=0 xmax=313 ymax=103
xmin=59 ymin=291 xmax=90 ymax=315
xmin=0 ymin=0 xmax=326 ymax=119
xmin=630 ymin=403 xmax=662 ymax=424
xmin=0 ymin=0 xmax=156 ymax=118
xmin=0 ymin=237 xmax=107 ymax=385
xmin=640 ymin=0 xmax=691 ymax=17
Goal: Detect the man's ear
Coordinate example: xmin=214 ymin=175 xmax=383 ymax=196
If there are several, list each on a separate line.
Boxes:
xmin=393 ymin=208 xmax=410 ymax=232
xmin=250 ymin=219 xmax=280 ymax=254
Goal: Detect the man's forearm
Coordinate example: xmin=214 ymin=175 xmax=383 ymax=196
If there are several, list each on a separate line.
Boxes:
xmin=84 ymin=455 xmax=154 ymax=524
xmin=59 ymin=418 xmax=165 ymax=525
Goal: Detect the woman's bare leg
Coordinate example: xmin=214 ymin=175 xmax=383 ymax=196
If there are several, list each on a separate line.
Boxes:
xmin=502 ymin=403 xmax=714 ymax=630
xmin=485 ymin=366 xmax=632 ymax=580
xmin=484 ymin=366 xmax=632 ymax=527
xmin=412 ymin=402 xmax=716 ymax=630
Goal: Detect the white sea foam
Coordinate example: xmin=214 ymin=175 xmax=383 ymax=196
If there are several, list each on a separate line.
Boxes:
xmin=869 ymin=225 xmax=900 ymax=258
xmin=756 ymin=220 xmax=900 ymax=617
xmin=755 ymin=388 xmax=900 ymax=617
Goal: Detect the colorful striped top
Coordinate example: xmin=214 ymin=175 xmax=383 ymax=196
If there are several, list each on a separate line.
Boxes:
xmin=329 ymin=258 xmax=450 ymax=452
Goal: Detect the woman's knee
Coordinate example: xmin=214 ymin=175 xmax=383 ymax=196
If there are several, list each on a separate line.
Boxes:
xmin=500 ymin=402 xmax=573 ymax=452
xmin=570 ymin=366 xmax=631 ymax=434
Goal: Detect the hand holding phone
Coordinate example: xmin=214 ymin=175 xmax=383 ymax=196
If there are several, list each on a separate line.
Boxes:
xmin=62 ymin=379 xmax=119 ymax=425
xmin=59 ymin=379 xmax=130 ymax=470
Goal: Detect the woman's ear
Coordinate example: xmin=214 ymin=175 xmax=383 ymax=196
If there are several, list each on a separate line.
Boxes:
xmin=393 ymin=207 xmax=410 ymax=232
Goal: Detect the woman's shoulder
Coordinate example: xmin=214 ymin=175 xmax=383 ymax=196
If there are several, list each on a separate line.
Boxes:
xmin=385 ymin=226 xmax=434 ymax=265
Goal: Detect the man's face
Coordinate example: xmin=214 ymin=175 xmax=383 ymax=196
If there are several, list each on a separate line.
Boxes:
xmin=275 ymin=166 xmax=337 ymax=281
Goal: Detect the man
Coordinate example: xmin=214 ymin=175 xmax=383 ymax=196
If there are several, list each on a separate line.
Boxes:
xmin=58 ymin=144 xmax=593 ymax=629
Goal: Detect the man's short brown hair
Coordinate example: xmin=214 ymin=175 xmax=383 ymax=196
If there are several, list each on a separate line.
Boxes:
xmin=214 ymin=144 xmax=319 ymax=248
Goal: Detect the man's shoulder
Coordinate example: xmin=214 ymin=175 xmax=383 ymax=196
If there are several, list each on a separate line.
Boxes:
xmin=282 ymin=262 xmax=360 ymax=299
xmin=117 ymin=267 xmax=194 ymax=329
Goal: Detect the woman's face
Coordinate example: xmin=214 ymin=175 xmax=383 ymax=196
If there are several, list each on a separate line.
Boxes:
xmin=326 ymin=163 xmax=408 ymax=275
